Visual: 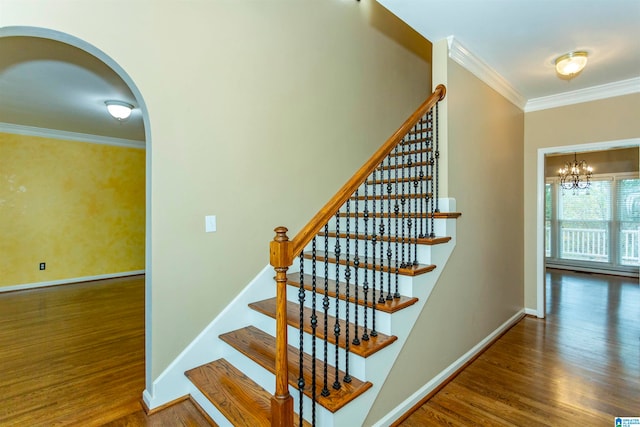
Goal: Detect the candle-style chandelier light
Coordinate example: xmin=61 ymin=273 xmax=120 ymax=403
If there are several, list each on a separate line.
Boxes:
xmin=558 ymin=152 xmax=593 ymax=192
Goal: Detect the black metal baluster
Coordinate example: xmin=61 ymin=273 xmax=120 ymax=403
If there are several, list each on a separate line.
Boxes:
xmin=322 ymin=224 xmax=330 ymax=397
xmin=362 ymin=182 xmax=370 ymax=342
xmin=412 ymin=130 xmax=420 ymax=266
xmin=435 ymin=102 xmax=440 ymax=215
xmin=427 ymin=111 xmax=435 ymax=238
xmin=386 ymin=154 xmax=393 ymax=301
xmin=370 ymin=166 xmax=378 ymax=338
xmin=297 ymin=252 xmax=305 ymax=424
xmin=419 ymin=117 xmax=426 ymax=239
xmin=343 ymin=199 xmax=352 ymax=384
xmin=401 ymin=137 xmax=408 ymax=269
xmin=333 ymin=211 xmax=341 ymax=390
xmin=352 ymin=190 xmax=361 ymax=347
xmin=379 ymin=158 xmax=387 ymax=304
xmin=311 ymin=237 xmax=318 ymax=424
xmin=393 ymin=145 xmax=400 ymax=299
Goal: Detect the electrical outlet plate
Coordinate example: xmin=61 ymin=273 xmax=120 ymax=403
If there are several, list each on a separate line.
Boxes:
xmin=39 ymin=262 xmax=46 ymax=270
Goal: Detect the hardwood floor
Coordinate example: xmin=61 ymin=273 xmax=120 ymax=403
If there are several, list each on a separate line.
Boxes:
xmin=1 ymin=270 xmax=637 ymax=426
xmin=399 ymin=269 xmax=640 ymax=426
xmin=0 ymin=275 xmax=210 ymax=426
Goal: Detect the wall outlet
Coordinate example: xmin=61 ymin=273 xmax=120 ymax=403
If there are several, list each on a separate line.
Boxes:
xmin=39 ymin=262 xmax=46 ymax=270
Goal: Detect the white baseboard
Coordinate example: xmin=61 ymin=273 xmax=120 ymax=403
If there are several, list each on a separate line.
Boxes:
xmin=0 ymin=270 xmax=145 ymax=293
xmin=524 ymin=307 xmax=540 ymax=317
xmin=372 ymin=308 xmax=525 ymax=427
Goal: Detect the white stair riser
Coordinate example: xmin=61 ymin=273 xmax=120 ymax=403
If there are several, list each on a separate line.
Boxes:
xmin=299 ymin=259 xmax=418 ymax=297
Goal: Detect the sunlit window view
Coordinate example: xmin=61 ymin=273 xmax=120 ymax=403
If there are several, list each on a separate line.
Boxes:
xmin=545 ymin=177 xmax=640 ymax=270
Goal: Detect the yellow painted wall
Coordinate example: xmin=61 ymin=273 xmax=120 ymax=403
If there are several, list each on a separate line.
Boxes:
xmin=0 ymin=132 xmax=145 ymax=287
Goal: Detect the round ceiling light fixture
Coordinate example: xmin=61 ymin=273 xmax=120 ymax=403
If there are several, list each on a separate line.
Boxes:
xmin=105 ymin=100 xmax=134 ymax=120
xmin=554 ymin=51 xmax=588 ymax=77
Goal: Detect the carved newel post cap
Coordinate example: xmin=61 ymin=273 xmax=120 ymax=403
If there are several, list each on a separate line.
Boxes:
xmin=273 ymin=226 xmax=289 ymax=242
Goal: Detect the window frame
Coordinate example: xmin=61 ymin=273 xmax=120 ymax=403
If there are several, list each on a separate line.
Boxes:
xmin=544 ymin=172 xmax=639 ymax=276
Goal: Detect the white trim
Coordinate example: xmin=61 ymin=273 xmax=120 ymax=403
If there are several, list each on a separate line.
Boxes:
xmin=525 ymin=77 xmax=640 ymax=112
xmin=0 ymin=270 xmax=145 ymax=293
xmin=524 ymin=308 xmax=539 ymax=317
xmin=536 ymin=138 xmax=640 ymax=324
xmin=446 ymin=36 xmax=527 ymax=110
xmin=372 ymin=309 xmax=525 ymax=427
xmin=0 ymin=122 xmax=145 ymax=149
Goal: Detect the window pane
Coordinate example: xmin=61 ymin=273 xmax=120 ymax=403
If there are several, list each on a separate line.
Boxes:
xmin=559 ymin=220 xmax=608 ymax=262
xmin=559 ymin=180 xmax=611 ymax=221
xmin=558 ymin=180 xmax=611 ymax=263
xmin=618 ymin=178 xmax=640 ymax=266
xmin=545 ymin=183 xmax=552 ymax=220
xmin=545 ymin=183 xmax=552 ymax=257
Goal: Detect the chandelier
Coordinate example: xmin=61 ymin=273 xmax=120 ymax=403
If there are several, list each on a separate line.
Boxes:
xmin=558 ymin=152 xmax=593 ymax=192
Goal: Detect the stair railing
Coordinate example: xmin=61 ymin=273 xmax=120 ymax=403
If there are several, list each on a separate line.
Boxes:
xmin=269 ymin=84 xmax=446 ymax=427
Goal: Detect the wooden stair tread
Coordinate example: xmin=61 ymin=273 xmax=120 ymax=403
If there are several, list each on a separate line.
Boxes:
xmin=287 ymin=272 xmax=418 ymax=314
xmin=366 ymin=175 xmax=431 ymax=185
xmin=337 ymin=211 xmax=462 ymax=219
xmin=377 ymin=161 xmax=431 ymax=171
xmin=304 ymin=250 xmax=436 ymax=277
xmin=220 ymin=326 xmax=372 ymax=413
xmin=351 ymin=193 xmax=432 ymax=201
xmin=389 ymin=148 xmax=431 ymax=157
xmin=185 ymin=358 xmax=310 ymax=427
xmin=249 ymin=298 xmax=397 ymax=358
xmin=319 ymin=231 xmax=452 ymax=246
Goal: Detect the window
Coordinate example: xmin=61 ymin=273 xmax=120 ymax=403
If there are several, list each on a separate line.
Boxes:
xmin=545 ymin=174 xmax=640 ymax=273
xmin=618 ymin=178 xmax=640 ymax=266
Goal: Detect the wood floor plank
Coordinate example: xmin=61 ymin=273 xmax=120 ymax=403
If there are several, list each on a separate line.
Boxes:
xmin=398 ymin=269 xmax=640 ymax=426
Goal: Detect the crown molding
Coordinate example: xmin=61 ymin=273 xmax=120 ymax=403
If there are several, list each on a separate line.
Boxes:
xmin=525 ymin=77 xmax=640 ymax=112
xmin=447 ymin=36 xmax=527 ymax=110
xmin=0 ymin=122 xmax=145 ymax=149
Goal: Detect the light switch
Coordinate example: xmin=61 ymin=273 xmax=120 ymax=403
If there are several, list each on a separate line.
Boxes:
xmin=205 ymin=215 xmax=216 ymax=233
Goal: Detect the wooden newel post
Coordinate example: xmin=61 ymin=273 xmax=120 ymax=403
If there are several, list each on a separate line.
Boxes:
xmin=270 ymin=226 xmax=294 ymax=427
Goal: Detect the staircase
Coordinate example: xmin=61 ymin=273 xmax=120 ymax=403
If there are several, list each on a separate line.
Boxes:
xmin=183 ymin=85 xmax=459 ymax=426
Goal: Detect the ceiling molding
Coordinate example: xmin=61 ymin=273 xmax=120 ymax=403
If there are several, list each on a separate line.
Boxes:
xmin=0 ymin=122 xmax=145 ymax=149
xmin=447 ymin=36 xmax=528 ymax=110
xmin=524 ymin=77 xmax=640 ymax=112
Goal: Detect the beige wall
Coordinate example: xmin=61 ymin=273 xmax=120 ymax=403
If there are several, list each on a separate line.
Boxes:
xmin=365 ymin=58 xmax=525 ymax=424
xmin=524 ymin=93 xmax=640 ymax=310
xmin=1 ymin=0 xmax=433 ymax=382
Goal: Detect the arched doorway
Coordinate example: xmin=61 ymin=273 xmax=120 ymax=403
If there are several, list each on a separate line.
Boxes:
xmin=0 ymin=25 xmax=152 ymax=403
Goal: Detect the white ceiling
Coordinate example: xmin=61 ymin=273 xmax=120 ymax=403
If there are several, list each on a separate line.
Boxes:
xmin=1 ymin=2 xmax=639 ymax=141
xmin=0 ymin=36 xmax=144 ymax=142
xmin=378 ymin=0 xmax=640 ymax=103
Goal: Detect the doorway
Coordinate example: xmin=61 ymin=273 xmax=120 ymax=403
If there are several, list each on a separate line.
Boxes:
xmin=0 ymin=25 xmax=152 ymax=393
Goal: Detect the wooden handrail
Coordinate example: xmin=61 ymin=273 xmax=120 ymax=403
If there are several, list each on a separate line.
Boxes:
xmin=290 ymin=84 xmax=446 ymax=258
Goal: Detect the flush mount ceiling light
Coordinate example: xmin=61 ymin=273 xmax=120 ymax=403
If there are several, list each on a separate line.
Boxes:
xmin=105 ymin=100 xmax=134 ymax=121
xmin=555 ymin=51 xmax=588 ymax=77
